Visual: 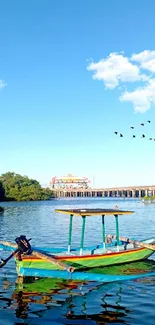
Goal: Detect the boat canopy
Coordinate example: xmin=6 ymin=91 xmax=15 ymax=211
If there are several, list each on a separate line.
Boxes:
xmin=55 ymin=208 xmax=134 ymax=216
xmin=55 ymin=208 xmax=134 ymax=256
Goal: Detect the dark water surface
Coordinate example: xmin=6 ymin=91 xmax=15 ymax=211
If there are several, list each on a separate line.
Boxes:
xmin=0 ymin=198 xmax=155 ymax=325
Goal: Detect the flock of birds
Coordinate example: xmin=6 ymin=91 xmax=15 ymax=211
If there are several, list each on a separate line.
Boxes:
xmin=114 ymin=120 xmax=155 ymax=140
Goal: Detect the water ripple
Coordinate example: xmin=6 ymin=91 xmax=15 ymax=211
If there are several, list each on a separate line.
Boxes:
xmin=0 ymin=198 xmax=155 ymax=324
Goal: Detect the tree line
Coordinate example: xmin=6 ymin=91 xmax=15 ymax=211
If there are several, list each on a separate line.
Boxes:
xmin=0 ymin=172 xmax=54 ymax=201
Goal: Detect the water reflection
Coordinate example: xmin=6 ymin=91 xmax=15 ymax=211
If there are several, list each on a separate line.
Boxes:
xmin=0 ymin=259 xmax=153 ymax=324
xmin=11 ymin=277 xmax=80 ymax=320
xmin=5 ymin=276 xmax=130 ymax=324
xmin=1 ymin=198 xmax=155 ymax=325
xmin=65 ymin=284 xmax=131 ymax=325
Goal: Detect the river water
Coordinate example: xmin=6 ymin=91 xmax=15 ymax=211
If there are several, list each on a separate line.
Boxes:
xmin=0 ymin=198 xmax=155 ymax=325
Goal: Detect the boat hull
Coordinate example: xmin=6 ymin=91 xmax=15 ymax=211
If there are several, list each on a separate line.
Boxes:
xmin=17 ymin=259 xmax=155 ymax=282
xmin=15 ymin=246 xmax=154 ymax=277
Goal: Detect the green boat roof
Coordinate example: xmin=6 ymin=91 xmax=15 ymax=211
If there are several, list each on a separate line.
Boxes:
xmin=55 ymin=208 xmax=134 ymax=216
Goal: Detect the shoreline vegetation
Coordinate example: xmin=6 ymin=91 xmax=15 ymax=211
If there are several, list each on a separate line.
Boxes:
xmin=0 ymin=172 xmax=54 ymax=202
xmin=142 ymin=196 xmax=155 ymax=203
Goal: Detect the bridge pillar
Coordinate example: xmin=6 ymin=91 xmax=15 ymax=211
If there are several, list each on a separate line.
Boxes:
xmin=139 ymin=190 xmax=141 ymax=198
xmin=145 ymin=190 xmax=148 ymax=197
xmin=132 ymin=190 xmax=136 ymax=198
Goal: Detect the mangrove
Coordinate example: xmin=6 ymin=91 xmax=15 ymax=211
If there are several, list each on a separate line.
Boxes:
xmin=0 ymin=172 xmax=54 ymax=202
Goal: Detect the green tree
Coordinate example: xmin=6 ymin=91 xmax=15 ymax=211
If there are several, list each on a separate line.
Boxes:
xmin=0 ymin=172 xmax=54 ymax=201
xmin=0 ymin=181 xmax=5 ymax=201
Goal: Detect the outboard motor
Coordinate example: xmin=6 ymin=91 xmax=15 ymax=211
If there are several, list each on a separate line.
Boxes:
xmin=15 ymin=235 xmax=32 ymax=260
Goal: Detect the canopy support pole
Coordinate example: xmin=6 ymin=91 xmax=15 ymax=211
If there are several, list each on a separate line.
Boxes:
xmin=102 ymin=215 xmax=106 ymax=249
xmin=68 ymin=214 xmax=73 ymax=253
xmin=80 ymin=216 xmax=86 ymax=255
xmin=115 ymin=214 xmax=119 ymax=251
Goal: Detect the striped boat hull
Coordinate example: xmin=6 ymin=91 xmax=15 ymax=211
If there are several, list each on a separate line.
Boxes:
xmin=15 ymin=246 xmax=154 ymax=277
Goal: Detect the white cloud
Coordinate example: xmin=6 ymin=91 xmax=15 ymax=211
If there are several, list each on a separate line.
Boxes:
xmin=87 ymin=52 xmax=146 ymax=89
xmin=87 ymin=50 xmax=155 ymax=113
xmin=131 ymin=50 xmax=155 ymax=72
xmin=0 ymin=80 xmax=7 ymax=89
xmin=120 ymin=79 xmax=155 ymax=113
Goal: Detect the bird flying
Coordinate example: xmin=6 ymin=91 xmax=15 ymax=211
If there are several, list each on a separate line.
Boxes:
xmin=113 ymin=122 xmax=153 ymax=141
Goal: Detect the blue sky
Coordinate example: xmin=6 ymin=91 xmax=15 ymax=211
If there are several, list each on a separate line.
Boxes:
xmin=0 ymin=0 xmax=155 ymax=188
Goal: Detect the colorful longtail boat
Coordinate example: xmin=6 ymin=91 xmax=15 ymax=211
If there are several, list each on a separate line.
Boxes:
xmin=0 ymin=208 xmax=155 ymax=280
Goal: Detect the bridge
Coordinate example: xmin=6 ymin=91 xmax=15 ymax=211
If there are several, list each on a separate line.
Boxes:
xmin=53 ymin=185 xmax=155 ymax=198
